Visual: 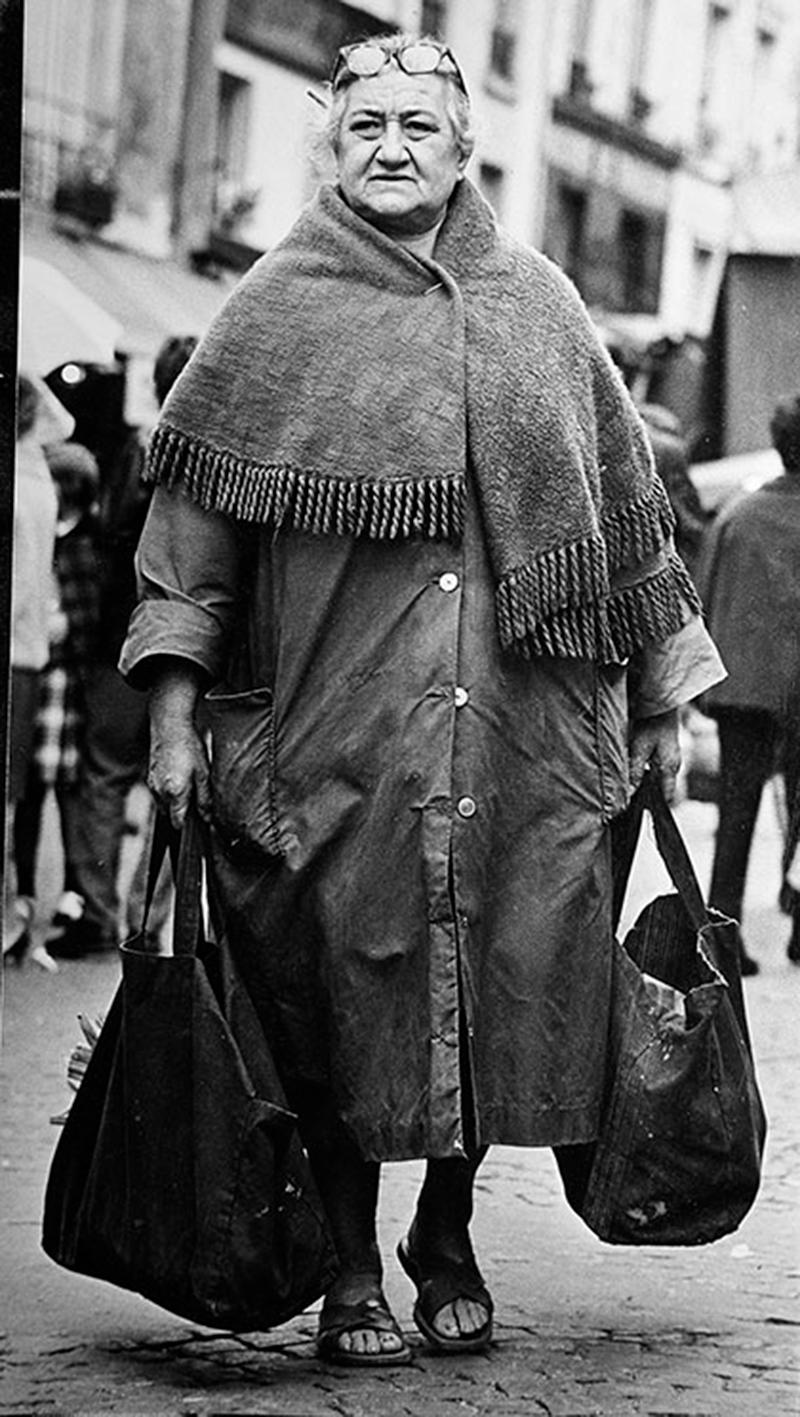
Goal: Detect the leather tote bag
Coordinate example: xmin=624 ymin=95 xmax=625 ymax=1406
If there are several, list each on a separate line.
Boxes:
xmin=42 ymin=812 xmax=339 ymax=1329
xmin=556 ymin=772 xmax=767 ymax=1246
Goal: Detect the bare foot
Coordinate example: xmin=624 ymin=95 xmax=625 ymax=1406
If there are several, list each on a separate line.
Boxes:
xmin=318 ymin=1272 xmax=408 ymax=1364
xmin=430 ymin=1295 xmax=490 ymax=1343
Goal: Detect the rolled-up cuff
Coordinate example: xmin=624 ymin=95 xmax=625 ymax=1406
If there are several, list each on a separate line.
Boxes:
xmin=631 ymin=613 xmax=726 ymax=718
xmin=119 ymin=599 xmax=227 ymax=690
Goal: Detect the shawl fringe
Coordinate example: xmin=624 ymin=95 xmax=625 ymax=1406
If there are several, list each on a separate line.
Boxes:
xmin=602 ymin=478 xmax=676 ymax=568
xmin=495 ymin=535 xmax=609 ymax=651
xmin=148 ymin=424 xmax=464 ymax=542
xmin=498 ymin=548 xmax=701 ymax=662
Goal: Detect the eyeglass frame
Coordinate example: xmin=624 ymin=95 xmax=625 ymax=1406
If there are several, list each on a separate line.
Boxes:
xmin=330 ymin=37 xmax=469 ymax=99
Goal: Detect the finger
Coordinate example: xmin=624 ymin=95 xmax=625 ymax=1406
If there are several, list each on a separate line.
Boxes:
xmin=659 ymin=763 xmax=678 ymax=803
xmin=169 ymin=792 xmax=189 ymax=831
xmin=658 ymin=748 xmax=682 ymax=804
xmin=629 ymin=747 xmax=648 ymax=790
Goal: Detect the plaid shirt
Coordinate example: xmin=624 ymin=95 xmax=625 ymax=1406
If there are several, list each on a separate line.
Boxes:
xmin=32 ymin=516 xmax=101 ymax=786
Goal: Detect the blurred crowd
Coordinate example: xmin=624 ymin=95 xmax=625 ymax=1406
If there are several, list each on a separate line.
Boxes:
xmin=5 ymin=335 xmax=197 ymax=970
xmin=4 ymin=342 xmax=800 ymax=977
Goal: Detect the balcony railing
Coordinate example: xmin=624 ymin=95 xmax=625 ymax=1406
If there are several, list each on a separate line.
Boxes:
xmin=22 ymin=89 xmax=118 ymax=218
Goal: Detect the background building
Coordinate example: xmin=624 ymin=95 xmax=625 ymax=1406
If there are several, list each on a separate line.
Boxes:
xmin=19 ymin=0 xmax=800 ymax=454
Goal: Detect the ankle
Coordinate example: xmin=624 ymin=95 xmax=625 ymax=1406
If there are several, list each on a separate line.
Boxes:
xmin=335 ymin=1239 xmax=382 ymax=1279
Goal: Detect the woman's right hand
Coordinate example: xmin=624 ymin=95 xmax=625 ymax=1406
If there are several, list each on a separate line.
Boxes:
xmin=147 ymin=664 xmax=212 ymax=828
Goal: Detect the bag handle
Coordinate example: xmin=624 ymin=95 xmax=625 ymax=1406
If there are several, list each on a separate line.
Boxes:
xmin=612 ymin=770 xmax=709 ymax=936
xmin=137 ymin=810 xmax=174 ymax=932
xmin=172 ymin=809 xmax=206 ymax=957
xmin=137 ymin=808 xmax=205 ymax=957
xmin=641 ymin=772 xmax=709 ymax=935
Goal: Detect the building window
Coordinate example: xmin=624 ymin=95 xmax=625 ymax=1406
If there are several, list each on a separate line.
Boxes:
xmin=489 ymin=0 xmax=519 ymax=82
xmin=620 ymin=209 xmax=648 ymax=309
xmin=559 ymin=183 xmax=587 ymax=285
xmin=750 ymin=24 xmax=777 ymax=165
xmin=479 ymin=162 xmax=505 ymax=218
xmin=215 ymin=72 xmax=252 ymax=231
xmin=697 ymin=2 xmax=730 ymax=152
xmin=628 ymin=0 xmax=654 ymax=123
xmin=568 ymin=0 xmax=595 ymax=98
xmin=420 ymin=0 xmax=447 ymax=39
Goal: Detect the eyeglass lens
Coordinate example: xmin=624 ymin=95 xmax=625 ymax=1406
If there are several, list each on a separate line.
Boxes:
xmin=339 ymin=40 xmax=459 ymax=83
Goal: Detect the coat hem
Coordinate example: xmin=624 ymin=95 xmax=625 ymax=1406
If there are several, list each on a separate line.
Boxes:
xmin=349 ymin=1106 xmax=602 ymax=1162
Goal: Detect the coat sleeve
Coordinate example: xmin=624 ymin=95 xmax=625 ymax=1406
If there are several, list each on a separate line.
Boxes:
xmin=612 ymin=536 xmax=726 ymax=716
xmin=629 ymin=614 xmax=726 ymax=717
xmin=118 ymin=484 xmax=243 ymax=688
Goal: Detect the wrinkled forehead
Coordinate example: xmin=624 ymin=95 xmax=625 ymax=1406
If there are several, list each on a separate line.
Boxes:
xmin=340 ymin=68 xmax=452 ymax=119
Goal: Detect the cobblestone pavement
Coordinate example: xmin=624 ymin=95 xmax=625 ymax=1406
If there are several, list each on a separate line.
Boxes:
xmin=1 ymin=796 xmax=799 ymax=1416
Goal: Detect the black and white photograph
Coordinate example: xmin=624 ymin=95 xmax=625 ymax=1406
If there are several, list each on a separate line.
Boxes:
xmin=1 ymin=2 xmax=799 ymax=1414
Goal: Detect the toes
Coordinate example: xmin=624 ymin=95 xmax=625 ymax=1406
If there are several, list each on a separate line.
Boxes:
xmin=379 ymin=1330 xmax=405 ymax=1353
xmin=336 ymin=1326 xmax=404 ymax=1356
xmin=433 ymin=1298 xmax=489 ymax=1340
xmin=432 ymin=1303 xmax=461 ymax=1339
xmin=456 ymin=1297 xmax=488 ymax=1334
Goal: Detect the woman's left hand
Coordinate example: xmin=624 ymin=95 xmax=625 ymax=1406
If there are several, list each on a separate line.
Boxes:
xmin=629 ymin=708 xmax=682 ymax=803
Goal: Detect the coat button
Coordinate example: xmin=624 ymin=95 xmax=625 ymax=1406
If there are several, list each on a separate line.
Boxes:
xmin=457 ymin=795 xmax=477 ymax=818
xmin=454 ymin=686 xmax=469 ymax=707
xmin=438 ymin=572 xmax=459 ymax=592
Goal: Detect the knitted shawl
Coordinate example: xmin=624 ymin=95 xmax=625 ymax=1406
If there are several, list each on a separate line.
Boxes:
xmin=148 ymin=179 xmax=698 ymax=660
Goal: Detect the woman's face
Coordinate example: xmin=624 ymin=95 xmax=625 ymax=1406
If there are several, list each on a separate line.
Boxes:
xmin=335 ymin=69 xmax=467 ymax=239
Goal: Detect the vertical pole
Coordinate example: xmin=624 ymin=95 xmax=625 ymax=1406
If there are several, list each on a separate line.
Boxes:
xmin=1 ymin=0 xmax=23 ymax=897
xmin=171 ymin=0 xmax=227 ymax=257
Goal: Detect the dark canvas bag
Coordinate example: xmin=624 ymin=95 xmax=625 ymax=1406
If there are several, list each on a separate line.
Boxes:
xmin=556 ymin=774 xmax=767 ymax=1245
xmin=41 ymin=812 xmax=339 ymax=1329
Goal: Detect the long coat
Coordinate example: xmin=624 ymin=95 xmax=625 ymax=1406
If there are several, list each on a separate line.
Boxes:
xmin=124 ymin=476 xmax=645 ymax=1162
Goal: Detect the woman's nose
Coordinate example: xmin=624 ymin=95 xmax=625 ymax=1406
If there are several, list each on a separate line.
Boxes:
xmin=377 ymin=119 xmax=408 ymax=163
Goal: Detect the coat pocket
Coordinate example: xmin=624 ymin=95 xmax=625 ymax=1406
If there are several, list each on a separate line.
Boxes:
xmin=204 ymin=685 xmax=281 ymax=859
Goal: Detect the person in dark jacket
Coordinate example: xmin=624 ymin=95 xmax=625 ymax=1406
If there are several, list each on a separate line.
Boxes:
xmin=638 ymin=403 xmax=710 ymax=584
xmin=698 ymin=392 xmax=800 ymax=971
xmin=48 ymin=335 xmax=197 ymax=958
xmin=120 ymin=35 xmax=724 ymax=1367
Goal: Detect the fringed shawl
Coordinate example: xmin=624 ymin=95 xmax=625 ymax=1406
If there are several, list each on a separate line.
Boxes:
xmin=148 ymin=179 xmax=698 ymax=660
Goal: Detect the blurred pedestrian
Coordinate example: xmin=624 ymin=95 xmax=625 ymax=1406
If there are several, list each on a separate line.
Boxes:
xmin=122 ymin=34 xmax=724 ymax=1365
xmin=48 ymin=335 xmax=197 ymax=959
xmin=698 ymin=392 xmax=800 ymax=971
xmin=4 ymin=374 xmax=73 ymax=963
xmin=639 ymin=404 xmax=710 ymax=583
xmin=11 ymin=443 xmax=101 ymax=967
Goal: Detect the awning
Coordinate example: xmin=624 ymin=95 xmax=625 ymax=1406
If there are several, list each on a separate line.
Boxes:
xmin=20 ymin=214 xmax=238 ymax=363
xmin=19 ymin=256 xmax=124 ymax=375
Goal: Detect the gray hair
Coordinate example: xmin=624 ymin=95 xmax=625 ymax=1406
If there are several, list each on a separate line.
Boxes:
xmin=326 ymin=33 xmax=475 ymax=165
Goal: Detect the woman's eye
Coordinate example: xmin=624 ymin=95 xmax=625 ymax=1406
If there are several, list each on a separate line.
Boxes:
xmin=404 ymin=122 xmax=436 ymax=138
xmin=350 ymin=120 xmax=382 ymax=137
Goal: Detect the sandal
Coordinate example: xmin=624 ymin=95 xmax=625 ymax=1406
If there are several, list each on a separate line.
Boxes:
xmin=317 ymin=1277 xmax=411 ymax=1368
xmin=396 ymin=1228 xmax=493 ymax=1353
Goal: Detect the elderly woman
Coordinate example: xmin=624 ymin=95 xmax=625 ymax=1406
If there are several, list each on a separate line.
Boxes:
xmin=121 ymin=35 xmax=724 ymax=1367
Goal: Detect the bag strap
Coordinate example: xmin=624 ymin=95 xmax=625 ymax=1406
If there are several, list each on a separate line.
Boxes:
xmin=641 ymin=772 xmax=709 ymax=935
xmin=611 ymin=782 xmax=647 ymax=929
xmin=612 ymin=771 xmax=709 ymax=936
xmin=136 ymin=807 xmax=206 ymax=957
xmin=172 ymin=809 xmax=205 ymax=958
xmin=138 ymin=810 xmax=175 ymax=931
